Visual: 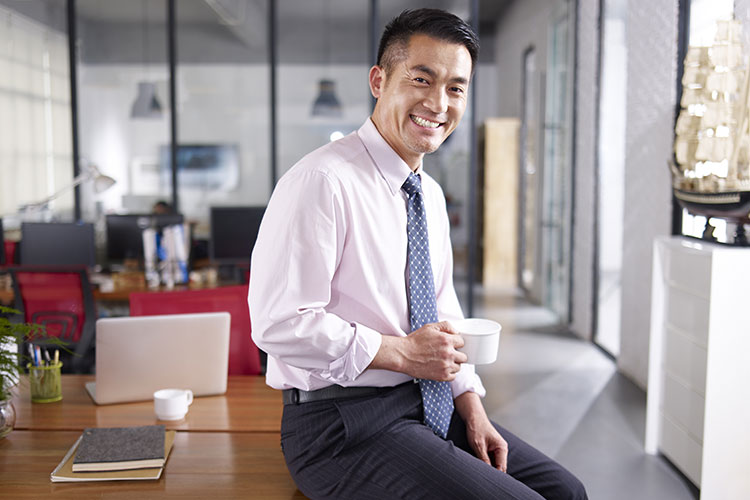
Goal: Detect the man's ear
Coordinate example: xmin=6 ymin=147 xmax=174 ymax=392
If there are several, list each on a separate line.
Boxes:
xmin=369 ymin=65 xmax=384 ymax=99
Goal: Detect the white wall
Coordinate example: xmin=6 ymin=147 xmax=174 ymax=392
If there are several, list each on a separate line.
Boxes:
xmin=618 ymin=1 xmax=678 ymax=388
xmin=475 ymin=63 xmax=499 ymax=126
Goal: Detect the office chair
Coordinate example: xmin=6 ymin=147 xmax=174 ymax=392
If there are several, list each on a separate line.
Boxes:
xmin=3 ymin=241 xmax=17 ymax=266
xmin=129 ymin=285 xmax=262 ymax=375
xmin=8 ymin=266 xmax=97 ymax=374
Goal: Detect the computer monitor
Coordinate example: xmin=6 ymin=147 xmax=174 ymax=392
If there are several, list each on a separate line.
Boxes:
xmin=106 ymin=213 xmax=184 ymax=263
xmin=209 ymin=206 xmax=265 ymax=265
xmin=20 ymin=222 xmax=96 ymax=267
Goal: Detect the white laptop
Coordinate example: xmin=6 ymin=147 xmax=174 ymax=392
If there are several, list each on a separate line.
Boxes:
xmin=86 ymin=312 xmax=230 ymax=405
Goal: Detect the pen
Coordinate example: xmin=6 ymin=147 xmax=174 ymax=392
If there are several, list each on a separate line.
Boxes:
xmin=28 ymin=344 xmax=35 ymax=366
xmin=54 ymin=349 xmax=59 ymax=366
xmin=44 ymin=349 xmax=51 ymax=366
xmin=35 ymin=346 xmax=41 ymax=367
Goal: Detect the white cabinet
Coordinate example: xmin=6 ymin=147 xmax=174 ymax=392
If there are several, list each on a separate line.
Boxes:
xmin=645 ymin=236 xmax=750 ymax=500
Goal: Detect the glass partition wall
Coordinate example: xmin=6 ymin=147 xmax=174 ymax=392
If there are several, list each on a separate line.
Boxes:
xmin=75 ymin=0 xmax=271 ymax=249
xmin=541 ymin=0 xmax=575 ymax=322
xmin=2 ymin=0 xmax=482 ymax=313
xmin=76 ymin=0 xmax=171 ymax=224
xmin=277 ymin=0 xmax=370 ymax=178
xmin=175 ymin=0 xmax=270 ymax=239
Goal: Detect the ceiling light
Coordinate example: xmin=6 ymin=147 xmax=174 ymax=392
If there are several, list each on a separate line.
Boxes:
xmin=131 ymin=81 xmax=163 ymax=119
xmin=312 ymin=79 xmax=342 ymax=117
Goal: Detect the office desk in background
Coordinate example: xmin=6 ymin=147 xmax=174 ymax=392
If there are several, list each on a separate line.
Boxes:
xmin=0 ymin=274 xmax=243 ymax=309
xmin=2 ymin=375 xmax=307 ymax=499
xmin=0 ymin=276 xmax=239 ymax=306
xmin=11 ymin=375 xmax=279 ymax=432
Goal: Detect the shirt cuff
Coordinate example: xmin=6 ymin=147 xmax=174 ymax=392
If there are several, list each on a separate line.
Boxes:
xmin=320 ymin=322 xmax=382 ymax=383
xmin=450 ymin=363 xmax=486 ymax=399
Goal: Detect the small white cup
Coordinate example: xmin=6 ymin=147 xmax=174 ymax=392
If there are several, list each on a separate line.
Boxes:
xmin=154 ymin=388 xmax=194 ymax=421
xmin=452 ymin=318 xmax=502 ymax=365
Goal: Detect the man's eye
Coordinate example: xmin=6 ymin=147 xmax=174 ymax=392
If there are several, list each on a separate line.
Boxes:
xmin=450 ymin=87 xmax=465 ymax=94
xmin=414 ymin=77 xmax=428 ymax=84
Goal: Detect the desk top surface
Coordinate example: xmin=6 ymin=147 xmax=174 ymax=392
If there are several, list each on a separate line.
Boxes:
xmin=1 ymin=430 xmax=307 ymax=499
xmin=11 ymin=375 xmax=282 ymax=432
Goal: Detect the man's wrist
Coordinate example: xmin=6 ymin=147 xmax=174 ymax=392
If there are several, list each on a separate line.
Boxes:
xmin=455 ymin=391 xmax=488 ymax=428
xmin=368 ymin=334 xmax=407 ymax=373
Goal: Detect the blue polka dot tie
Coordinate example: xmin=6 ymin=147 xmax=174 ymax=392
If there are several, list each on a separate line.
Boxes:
xmin=402 ymin=172 xmax=454 ymax=439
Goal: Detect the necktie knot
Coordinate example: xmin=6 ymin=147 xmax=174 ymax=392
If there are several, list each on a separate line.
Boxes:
xmin=402 ymin=172 xmax=422 ymax=198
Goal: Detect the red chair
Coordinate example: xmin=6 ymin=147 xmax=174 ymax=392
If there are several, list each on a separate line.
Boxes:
xmin=3 ymin=241 xmax=17 ymax=266
xmin=8 ymin=266 xmax=97 ymax=373
xmin=129 ymin=285 xmax=262 ymax=375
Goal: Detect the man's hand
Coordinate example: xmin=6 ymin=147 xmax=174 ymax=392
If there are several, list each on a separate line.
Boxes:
xmin=455 ymin=391 xmax=508 ymax=472
xmin=369 ymin=321 xmax=467 ymax=381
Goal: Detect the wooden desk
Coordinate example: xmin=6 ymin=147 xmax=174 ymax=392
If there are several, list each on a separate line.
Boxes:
xmin=92 ymin=282 xmax=233 ymax=303
xmin=0 ymin=278 xmax=137 ymax=304
xmin=3 ymin=375 xmax=308 ymax=498
xmin=1 ymin=431 xmax=306 ymax=499
xmin=11 ymin=375 xmax=282 ymax=432
xmin=0 ymin=278 xmax=243 ymax=305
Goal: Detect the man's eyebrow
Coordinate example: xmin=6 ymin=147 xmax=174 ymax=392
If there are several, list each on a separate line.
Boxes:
xmin=411 ymin=64 xmax=436 ymax=77
xmin=411 ymin=64 xmax=469 ymax=85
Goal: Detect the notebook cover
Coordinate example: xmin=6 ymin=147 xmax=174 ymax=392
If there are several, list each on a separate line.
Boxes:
xmin=72 ymin=425 xmax=165 ymax=472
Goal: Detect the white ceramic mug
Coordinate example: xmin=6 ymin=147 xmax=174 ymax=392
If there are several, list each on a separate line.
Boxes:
xmin=153 ymin=388 xmax=194 ymax=421
xmin=452 ymin=318 xmax=502 ymax=365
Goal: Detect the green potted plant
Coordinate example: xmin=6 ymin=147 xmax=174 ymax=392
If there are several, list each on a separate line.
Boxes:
xmin=0 ymin=305 xmax=65 ymax=438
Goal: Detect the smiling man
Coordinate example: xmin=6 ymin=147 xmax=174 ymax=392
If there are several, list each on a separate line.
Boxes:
xmin=369 ymin=32 xmax=470 ymax=166
xmin=249 ymin=9 xmax=587 ymax=500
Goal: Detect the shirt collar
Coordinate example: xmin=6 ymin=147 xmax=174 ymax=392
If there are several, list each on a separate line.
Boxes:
xmin=358 ymin=118 xmax=422 ymax=196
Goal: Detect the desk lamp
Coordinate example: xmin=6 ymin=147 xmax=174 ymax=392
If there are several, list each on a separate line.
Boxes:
xmin=16 ymin=163 xmax=115 ymax=216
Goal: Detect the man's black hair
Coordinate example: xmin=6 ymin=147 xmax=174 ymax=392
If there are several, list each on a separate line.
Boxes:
xmin=377 ymin=8 xmax=479 ymax=74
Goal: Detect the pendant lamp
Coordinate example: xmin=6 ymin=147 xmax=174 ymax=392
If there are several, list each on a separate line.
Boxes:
xmin=131 ymin=81 xmax=163 ymax=119
xmin=131 ymin=0 xmax=163 ymax=120
xmin=311 ymin=1 xmax=342 ymax=117
xmin=312 ymin=79 xmax=342 ymax=117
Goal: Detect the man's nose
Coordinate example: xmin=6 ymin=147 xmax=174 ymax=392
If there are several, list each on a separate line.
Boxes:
xmin=423 ymin=87 xmax=448 ymax=114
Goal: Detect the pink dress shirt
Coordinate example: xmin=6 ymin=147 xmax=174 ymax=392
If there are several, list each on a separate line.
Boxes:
xmin=249 ymin=118 xmax=486 ymax=399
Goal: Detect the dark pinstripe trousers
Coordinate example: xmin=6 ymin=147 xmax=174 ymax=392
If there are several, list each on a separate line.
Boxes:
xmin=280 ymin=382 xmax=587 ymax=499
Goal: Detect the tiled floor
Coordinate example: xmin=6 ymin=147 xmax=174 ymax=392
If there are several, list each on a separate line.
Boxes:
xmin=471 ymin=287 xmax=699 ymax=500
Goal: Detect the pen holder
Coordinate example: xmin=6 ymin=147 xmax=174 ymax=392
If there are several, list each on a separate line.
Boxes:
xmin=27 ymin=362 xmax=63 ymax=403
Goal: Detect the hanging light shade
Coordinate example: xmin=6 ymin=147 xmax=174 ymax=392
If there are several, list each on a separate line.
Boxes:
xmin=131 ymin=81 xmax=163 ymax=119
xmin=311 ymin=79 xmax=342 ymax=117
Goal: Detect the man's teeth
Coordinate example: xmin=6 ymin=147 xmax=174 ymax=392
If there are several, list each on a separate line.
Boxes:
xmin=411 ymin=115 xmax=440 ymax=128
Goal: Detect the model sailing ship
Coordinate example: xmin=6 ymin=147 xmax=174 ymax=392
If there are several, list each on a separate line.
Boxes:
xmin=672 ymin=18 xmax=750 ymax=244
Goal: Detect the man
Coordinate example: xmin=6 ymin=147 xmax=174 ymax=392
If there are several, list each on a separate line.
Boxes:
xmin=250 ymin=9 xmax=587 ymax=500
xmin=152 ymin=200 xmax=173 ymax=215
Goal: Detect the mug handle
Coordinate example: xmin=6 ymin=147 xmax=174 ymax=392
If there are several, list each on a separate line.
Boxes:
xmin=185 ymin=389 xmax=194 ymax=406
